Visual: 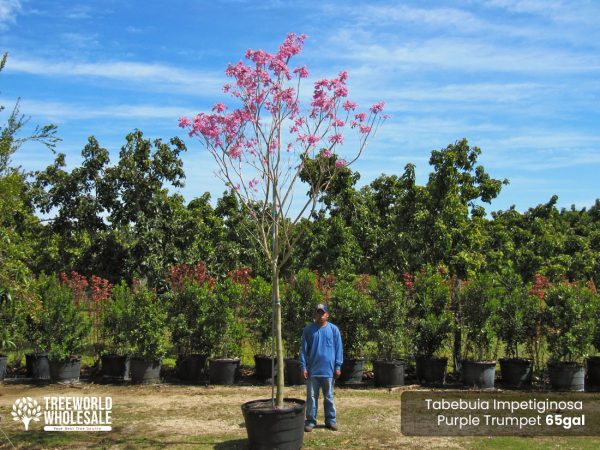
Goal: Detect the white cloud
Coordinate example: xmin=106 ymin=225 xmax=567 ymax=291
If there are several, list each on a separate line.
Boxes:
xmin=0 ymin=0 xmax=21 ymax=29
xmin=5 ymin=57 xmax=224 ymax=96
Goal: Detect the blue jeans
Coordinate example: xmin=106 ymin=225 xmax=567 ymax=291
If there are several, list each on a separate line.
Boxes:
xmin=305 ymin=376 xmax=336 ymax=426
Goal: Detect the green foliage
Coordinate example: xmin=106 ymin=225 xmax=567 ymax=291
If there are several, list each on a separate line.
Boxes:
xmin=371 ymin=272 xmax=407 ymax=359
xmin=0 ymin=287 xmax=23 ymax=353
xmin=29 ymin=274 xmax=91 ymax=361
xmin=410 ymin=266 xmax=453 ymax=358
xmin=166 ymin=279 xmax=221 ymax=356
xmin=329 ymin=276 xmax=374 ymax=359
xmin=245 ymin=276 xmax=273 ymax=355
xmin=283 ymin=269 xmax=322 ymax=357
xmin=208 ymin=279 xmax=246 ymax=358
xmin=98 ymin=281 xmax=136 ymax=356
xmin=492 ymin=270 xmax=539 ymax=358
xmin=459 ymin=273 xmax=500 ymax=361
xmin=544 ymin=283 xmax=598 ymax=363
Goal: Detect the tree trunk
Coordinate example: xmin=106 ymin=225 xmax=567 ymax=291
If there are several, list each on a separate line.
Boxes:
xmin=272 ymin=267 xmax=284 ymax=406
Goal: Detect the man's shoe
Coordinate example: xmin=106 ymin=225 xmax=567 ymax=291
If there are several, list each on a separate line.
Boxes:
xmin=304 ymin=424 xmax=314 ymax=432
xmin=326 ymin=423 xmax=338 ymax=431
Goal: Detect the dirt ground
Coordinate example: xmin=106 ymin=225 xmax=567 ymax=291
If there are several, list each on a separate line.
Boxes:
xmin=1 ymin=381 xmax=599 ymax=449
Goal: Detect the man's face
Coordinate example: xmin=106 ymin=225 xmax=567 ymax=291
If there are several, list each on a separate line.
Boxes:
xmin=315 ymin=309 xmax=329 ymax=324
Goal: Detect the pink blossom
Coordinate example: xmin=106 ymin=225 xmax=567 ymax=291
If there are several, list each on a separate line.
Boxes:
xmin=359 ymin=125 xmax=372 ymax=134
xmin=321 ymin=150 xmax=333 ymax=158
xmin=335 ymin=159 xmax=347 ymax=168
xmin=178 ymin=116 xmax=191 ymax=128
xmin=328 ymin=134 xmax=344 ymax=145
xmin=307 ymin=135 xmax=320 ymax=146
xmin=370 ymin=101 xmax=385 ymax=113
xmin=212 ymin=103 xmax=227 ymax=113
xmin=223 ymin=83 xmax=232 ymax=93
xmin=293 ymin=65 xmax=309 ymax=78
xmin=249 ymin=177 xmax=260 ymax=191
xmin=343 ymin=100 xmax=357 ymax=111
xmin=333 ymin=119 xmax=344 ymax=127
xmin=354 ymin=112 xmax=367 ymax=122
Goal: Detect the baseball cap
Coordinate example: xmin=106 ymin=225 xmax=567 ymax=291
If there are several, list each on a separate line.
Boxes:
xmin=315 ymin=303 xmax=328 ymax=313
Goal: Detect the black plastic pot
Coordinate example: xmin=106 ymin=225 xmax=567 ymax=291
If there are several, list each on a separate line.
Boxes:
xmin=177 ymin=354 xmax=207 ymax=383
xmin=373 ymin=359 xmax=405 ymax=387
xmin=462 ymin=360 xmax=496 ymax=389
xmin=26 ymin=353 xmax=50 ymax=381
xmin=49 ymin=356 xmax=82 ymax=383
xmin=284 ymin=358 xmax=306 ymax=386
xmin=548 ymin=362 xmax=585 ymax=391
xmin=340 ymin=357 xmax=365 ymax=384
xmin=101 ymin=354 xmax=131 ymax=381
xmin=587 ymin=356 xmax=600 ymax=386
xmin=130 ymin=357 xmax=162 ymax=384
xmin=0 ymin=355 xmax=7 ymax=381
xmin=416 ymin=356 xmax=447 ymax=385
xmin=242 ymin=398 xmax=305 ymax=450
xmin=209 ymin=358 xmax=240 ymax=385
xmin=499 ymin=358 xmax=533 ymax=388
xmin=254 ymin=355 xmax=274 ymax=382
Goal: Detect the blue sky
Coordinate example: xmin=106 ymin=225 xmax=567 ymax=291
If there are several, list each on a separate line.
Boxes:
xmin=1 ymin=0 xmax=599 ymax=215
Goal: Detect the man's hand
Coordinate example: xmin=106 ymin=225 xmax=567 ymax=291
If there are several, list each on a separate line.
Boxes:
xmin=334 ymin=369 xmax=341 ymax=379
xmin=303 ymin=370 xmax=309 ymax=380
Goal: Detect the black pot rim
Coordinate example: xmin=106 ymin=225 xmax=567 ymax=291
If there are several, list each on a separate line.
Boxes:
xmin=499 ymin=357 xmax=533 ymax=364
xmin=373 ymin=359 xmax=406 ymax=364
xmin=586 ymin=356 xmax=600 ymax=362
xmin=27 ymin=352 xmax=49 ymax=357
xmin=242 ymin=397 xmax=305 ymax=415
xmin=131 ymin=356 xmax=163 ymax=363
xmin=343 ymin=357 xmax=366 ymax=362
xmin=50 ymin=355 xmax=82 ymax=363
xmin=254 ymin=354 xmax=274 ymax=359
xmin=179 ymin=353 xmax=208 ymax=359
xmin=209 ymin=357 xmax=240 ymax=362
xmin=416 ymin=355 xmax=448 ymax=362
xmin=548 ymin=361 xmax=584 ymax=368
xmin=0 ymin=354 xmax=7 ymax=359
xmin=462 ymin=359 xmax=496 ymax=366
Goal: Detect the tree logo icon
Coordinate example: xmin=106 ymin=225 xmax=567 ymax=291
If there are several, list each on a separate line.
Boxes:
xmin=11 ymin=397 xmax=42 ymax=431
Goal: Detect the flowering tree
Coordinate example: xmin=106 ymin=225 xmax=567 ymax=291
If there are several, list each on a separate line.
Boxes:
xmin=179 ymin=33 xmax=386 ymax=406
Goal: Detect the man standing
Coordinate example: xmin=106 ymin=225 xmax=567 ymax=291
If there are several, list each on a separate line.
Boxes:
xmin=300 ymin=303 xmax=343 ymax=432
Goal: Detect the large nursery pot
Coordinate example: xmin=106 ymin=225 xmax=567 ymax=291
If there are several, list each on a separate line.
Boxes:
xmin=548 ymin=362 xmax=585 ymax=391
xmin=0 ymin=355 xmax=7 ymax=381
xmin=462 ymin=360 xmax=496 ymax=389
xmin=373 ymin=359 xmax=405 ymax=387
xmin=254 ymin=354 xmax=274 ymax=382
xmin=499 ymin=358 xmax=533 ymax=388
xmin=284 ymin=358 xmax=306 ymax=386
xmin=26 ymin=353 xmax=51 ymax=381
xmin=242 ymin=398 xmax=306 ymax=450
xmin=339 ymin=357 xmax=365 ymax=384
xmin=177 ymin=354 xmax=207 ymax=383
xmin=101 ymin=354 xmax=131 ymax=381
xmin=49 ymin=356 xmax=82 ymax=383
xmin=587 ymin=356 xmax=600 ymax=386
xmin=129 ymin=357 xmax=162 ymax=384
xmin=209 ymin=358 xmax=240 ymax=385
xmin=416 ymin=356 xmax=447 ymax=385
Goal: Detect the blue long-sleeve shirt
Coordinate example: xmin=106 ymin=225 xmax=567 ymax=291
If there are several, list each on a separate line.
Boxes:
xmin=299 ymin=321 xmax=343 ymax=378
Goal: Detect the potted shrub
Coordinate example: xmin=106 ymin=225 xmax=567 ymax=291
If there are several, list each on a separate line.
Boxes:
xmin=371 ymin=272 xmax=407 ymax=387
xmin=409 ymin=267 xmax=453 ymax=385
xmin=544 ymin=283 xmax=597 ymax=391
xmin=121 ymin=282 xmax=169 ymax=384
xmin=31 ymin=274 xmax=91 ymax=383
xmin=98 ymin=282 xmax=136 ymax=381
xmin=207 ymin=278 xmax=246 ymax=385
xmin=0 ymin=287 xmax=23 ymax=381
xmin=245 ymin=275 xmax=274 ymax=382
xmin=590 ymin=290 xmax=600 ymax=386
xmin=329 ymin=275 xmax=374 ymax=384
xmin=493 ymin=272 xmax=536 ymax=388
xmin=282 ymin=269 xmax=322 ymax=386
xmin=459 ymin=274 xmax=499 ymax=389
xmin=166 ymin=263 xmax=218 ymax=383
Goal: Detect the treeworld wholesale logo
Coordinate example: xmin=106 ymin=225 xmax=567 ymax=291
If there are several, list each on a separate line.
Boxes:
xmin=11 ymin=396 xmax=112 ymax=432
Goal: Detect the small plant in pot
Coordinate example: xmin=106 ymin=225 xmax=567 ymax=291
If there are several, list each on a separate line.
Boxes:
xmin=409 ymin=267 xmax=453 ymax=386
xmin=493 ymin=271 xmax=536 ymax=388
xmin=207 ymin=278 xmax=246 ymax=385
xmin=329 ymin=275 xmax=374 ymax=384
xmin=371 ymin=271 xmax=407 ymax=387
xmin=544 ymin=283 xmax=597 ymax=391
xmin=282 ymin=269 xmax=322 ymax=386
xmin=117 ymin=281 xmax=169 ymax=384
xmin=459 ymin=274 xmax=499 ymax=389
xmin=98 ymin=282 xmax=136 ymax=381
xmin=245 ymin=275 xmax=274 ymax=382
xmin=166 ymin=263 xmax=217 ymax=383
xmin=31 ymin=274 xmax=92 ymax=383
